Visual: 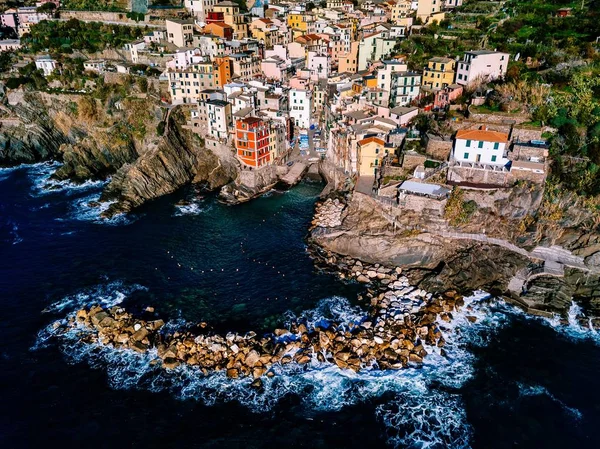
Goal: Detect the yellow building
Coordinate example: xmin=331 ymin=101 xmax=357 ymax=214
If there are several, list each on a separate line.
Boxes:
xmin=287 ymin=13 xmax=308 ymax=32
xmin=213 ymin=1 xmax=249 ymax=39
xmin=423 ymin=57 xmax=456 ymax=89
xmin=358 ymin=137 xmax=387 ymax=176
xmin=390 ymin=0 xmax=412 ymax=24
xmin=339 ymin=41 xmax=359 ymax=73
xmin=365 ymin=75 xmax=378 ymax=89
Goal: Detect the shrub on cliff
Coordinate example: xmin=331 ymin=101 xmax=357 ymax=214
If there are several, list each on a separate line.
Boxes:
xmin=445 ymin=188 xmax=478 ymax=226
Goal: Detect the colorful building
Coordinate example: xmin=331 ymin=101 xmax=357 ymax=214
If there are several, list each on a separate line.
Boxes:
xmin=213 ymin=55 xmax=233 ymax=88
xmin=423 ymin=57 xmax=456 ymax=89
xmin=357 ymin=137 xmax=387 ymax=176
xmin=235 ymin=117 xmax=271 ymax=168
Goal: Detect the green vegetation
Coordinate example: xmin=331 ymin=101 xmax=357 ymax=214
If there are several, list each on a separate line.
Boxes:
xmin=439 ymin=0 xmax=600 ymax=196
xmin=5 ymin=62 xmax=48 ymax=90
xmin=61 ymin=0 xmax=127 ymax=12
xmin=22 ymin=19 xmax=143 ymax=54
xmin=445 ymin=187 xmax=478 ymax=225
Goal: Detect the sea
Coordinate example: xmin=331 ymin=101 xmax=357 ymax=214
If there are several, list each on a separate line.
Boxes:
xmin=1 ymin=161 xmax=600 ymax=448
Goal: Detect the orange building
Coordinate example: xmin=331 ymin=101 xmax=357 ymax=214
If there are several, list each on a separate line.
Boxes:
xmin=235 ymin=117 xmax=271 ymax=168
xmin=204 ymin=22 xmax=234 ymax=40
xmin=213 ymin=55 xmax=233 ymax=88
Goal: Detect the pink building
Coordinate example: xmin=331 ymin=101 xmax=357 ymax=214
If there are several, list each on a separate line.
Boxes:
xmin=1 ymin=10 xmax=18 ymax=29
xmin=434 ymin=84 xmax=463 ymax=109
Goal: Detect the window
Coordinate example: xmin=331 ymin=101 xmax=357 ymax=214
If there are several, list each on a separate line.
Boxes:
xmin=464 ymin=152 xmax=469 ymax=159
xmin=466 ymin=140 xmax=471 ymax=147
xmin=491 ymin=155 xmax=497 ymax=162
xmin=478 ymin=141 xmax=484 ymax=149
xmin=493 ymin=142 xmax=499 ymax=150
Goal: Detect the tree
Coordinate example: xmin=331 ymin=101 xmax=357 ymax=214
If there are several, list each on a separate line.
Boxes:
xmin=37 ymin=3 xmax=57 ymax=14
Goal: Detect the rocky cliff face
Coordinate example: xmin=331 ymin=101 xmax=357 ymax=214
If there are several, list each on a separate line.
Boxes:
xmin=1 ymin=88 xmax=237 ymax=214
xmin=0 ymin=93 xmax=71 ymax=165
xmin=100 ymin=109 xmax=237 ymax=216
xmin=310 ymin=192 xmax=600 ymax=316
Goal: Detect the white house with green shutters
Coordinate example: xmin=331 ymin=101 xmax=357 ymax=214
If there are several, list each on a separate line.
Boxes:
xmin=453 ymin=127 xmax=510 ymax=166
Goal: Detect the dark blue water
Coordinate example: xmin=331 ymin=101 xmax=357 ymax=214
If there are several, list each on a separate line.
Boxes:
xmin=1 ymin=162 xmax=600 ymax=448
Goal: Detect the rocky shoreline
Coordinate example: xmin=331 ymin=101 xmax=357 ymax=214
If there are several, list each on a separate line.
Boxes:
xmin=50 ymin=274 xmax=468 ymax=383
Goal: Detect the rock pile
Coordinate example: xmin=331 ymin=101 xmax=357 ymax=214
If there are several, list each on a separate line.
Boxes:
xmin=53 ymin=286 xmax=463 ymax=381
xmin=311 ymin=198 xmax=345 ymax=229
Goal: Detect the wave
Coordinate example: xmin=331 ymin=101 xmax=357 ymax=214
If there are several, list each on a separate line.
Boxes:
xmin=519 ymin=301 xmax=600 ymax=345
xmin=66 ymin=193 xmax=138 ymax=226
xmin=35 ymin=289 xmax=512 ymax=447
xmin=173 ymin=198 xmax=213 ymax=217
xmin=28 ymin=162 xmax=107 ymax=197
xmin=34 ymin=281 xmax=148 ymax=350
xmin=42 ymin=280 xmax=147 ymax=315
xmin=518 ymin=383 xmax=582 ymax=421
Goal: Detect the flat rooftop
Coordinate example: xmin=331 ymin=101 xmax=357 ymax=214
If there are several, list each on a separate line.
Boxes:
xmin=398 ymin=180 xmax=451 ymax=198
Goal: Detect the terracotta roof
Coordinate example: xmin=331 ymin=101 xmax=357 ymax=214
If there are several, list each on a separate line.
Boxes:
xmin=358 ymin=137 xmax=385 ymax=146
xmin=206 ymin=22 xmax=232 ymax=29
xmin=456 ymin=128 xmax=508 ymax=144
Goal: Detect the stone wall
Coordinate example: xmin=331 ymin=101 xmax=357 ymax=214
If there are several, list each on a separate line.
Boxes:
xmin=402 ymin=152 xmax=427 ymax=170
xmin=396 ymin=194 xmax=446 ymax=216
xmin=447 ymin=166 xmax=511 ymax=187
xmin=511 ymin=126 xmax=544 ymax=142
xmin=468 ymin=107 xmax=530 ymax=125
xmin=425 ymin=134 xmax=452 ymax=161
xmin=510 ymin=167 xmax=547 ymax=184
xmin=59 ymin=10 xmax=173 ymax=25
xmin=238 ymin=165 xmax=279 ymax=190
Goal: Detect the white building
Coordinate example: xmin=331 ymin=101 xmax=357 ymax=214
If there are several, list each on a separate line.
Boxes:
xmin=445 ymin=0 xmax=463 ymax=8
xmin=125 ymin=40 xmax=147 ymax=64
xmin=35 ymin=55 xmax=57 ymax=76
xmin=376 ymin=59 xmax=408 ymax=105
xmin=307 ymin=51 xmax=330 ymax=81
xmin=391 ymin=71 xmax=421 ymax=107
xmin=455 ymin=50 xmax=509 ymax=87
xmin=0 ymin=39 xmax=21 ymax=52
xmin=289 ymin=88 xmax=312 ymax=129
xmin=206 ymin=99 xmax=232 ymax=140
xmin=184 ymin=0 xmax=218 ymax=23
xmin=166 ymin=19 xmax=195 ymax=48
xmin=357 ymin=31 xmax=396 ymax=71
xmin=453 ymin=127 xmax=510 ymax=166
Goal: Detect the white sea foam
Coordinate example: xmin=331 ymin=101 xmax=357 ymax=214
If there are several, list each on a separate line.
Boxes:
xmin=36 ymin=290 xmax=513 ymax=448
xmin=522 ymin=301 xmax=600 ymax=345
xmin=34 ymin=281 xmax=148 ymax=350
xmin=518 ymin=383 xmax=582 ymax=420
xmin=42 ymin=280 xmax=147 ymax=315
xmin=28 ymin=162 xmax=107 ymax=197
xmin=66 ymin=192 xmax=137 ymax=226
xmin=173 ymin=198 xmax=213 ymax=217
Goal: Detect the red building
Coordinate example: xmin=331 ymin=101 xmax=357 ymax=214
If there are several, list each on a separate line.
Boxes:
xmin=206 ymin=11 xmax=224 ymax=24
xmin=235 ymin=117 xmax=271 ymax=168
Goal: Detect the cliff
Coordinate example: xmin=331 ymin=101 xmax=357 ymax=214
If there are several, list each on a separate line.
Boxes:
xmin=0 ymin=87 xmax=237 ymax=214
xmin=0 ymin=92 xmax=71 ymax=165
xmin=100 ymin=109 xmax=237 ymax=216
xmin=310 ymin=191 xmax=600 ymax=316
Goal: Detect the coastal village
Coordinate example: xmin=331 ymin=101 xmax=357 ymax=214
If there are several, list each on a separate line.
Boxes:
xmin=2 ymin=0 xmax=600 ymax=377
xmin=0 ymin=0 xmax=551 ymax=198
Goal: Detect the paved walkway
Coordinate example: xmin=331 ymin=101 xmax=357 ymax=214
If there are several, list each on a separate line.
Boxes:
xmin=280 ymin=162 xmax=307 ymax=186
